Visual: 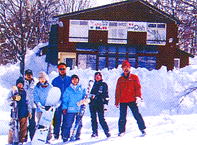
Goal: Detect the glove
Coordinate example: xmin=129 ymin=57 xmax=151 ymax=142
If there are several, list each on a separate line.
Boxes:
xmin=91 ymin=95 xmax=96 ymax=99
xmin=136 ymin=97 xmax=145 ymax=107
xmin=62 ymin=109 xmax=67 ymax=115
xmin=104 ymin=104 xmax=108 ymax=111
xmin=12 ymin=95 xmax=21 ymax=101
xmin=45 ymin=106 xmax=51 ymax=111
xmin=37 ymin=102 xmax=45 ymax=110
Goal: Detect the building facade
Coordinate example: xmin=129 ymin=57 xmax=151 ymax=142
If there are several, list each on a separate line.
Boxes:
xmin=47 ymin=0 xmax=193 ymax=70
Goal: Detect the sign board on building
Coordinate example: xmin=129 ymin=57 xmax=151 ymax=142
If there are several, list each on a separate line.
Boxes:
xmin=69 ymin=20 xmax=166 ymax=45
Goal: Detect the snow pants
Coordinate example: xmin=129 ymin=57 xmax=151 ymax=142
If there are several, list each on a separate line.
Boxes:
xmin=118 ymin=102 xmax=146 ymax=133
xmin=19 ymin=117 xmax=28 ymax=143
xmin=89 ymin=105 xmax=109 ymax=135
xmin=28 ymin=108 xmax=36 ymax=140
xmin=62 ymin=113 xmax=82 ymax=140
xmin=53 ymin=106 xmax=62 ymax=139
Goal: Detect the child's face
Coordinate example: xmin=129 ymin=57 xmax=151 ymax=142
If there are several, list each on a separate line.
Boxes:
xmin=71 ymin=78 xmax=79 ymax=86
xmin=39 ymin=77 xmax=46 ymax=83
xmin=17 ymin=83 xmax=23 ymax=89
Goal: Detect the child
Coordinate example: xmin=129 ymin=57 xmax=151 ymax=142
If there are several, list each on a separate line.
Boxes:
xmin=33 ymin=71 xmax=53 ymax=143
xmin=61 ymin=74 xmax=86 ymax=142
xmin=7 ymin=77 xmax=30 ymax=144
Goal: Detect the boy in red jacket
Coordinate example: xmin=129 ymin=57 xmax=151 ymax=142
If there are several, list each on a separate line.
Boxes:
xmin=115 ymin=60 xmax=146 ymax=137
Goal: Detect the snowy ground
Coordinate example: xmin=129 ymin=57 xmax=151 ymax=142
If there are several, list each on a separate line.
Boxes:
xmin=0 ymin=44 xmax=196 ymax=144
xmin=1 ymin=111 xmax=197 ymax=145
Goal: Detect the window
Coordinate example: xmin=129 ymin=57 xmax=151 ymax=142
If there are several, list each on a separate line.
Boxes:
xmin=98 ymin=57 xmax=106 ymax=70
xmin=78 ymin=54 xmax=96 ymax=70
xmin=138 ymin=56 xmax=156 ymax=70
xmin=108 ymin=57 xmax=116 ymax=69
xmin=174 ymin=58 xmax=180 ymax=69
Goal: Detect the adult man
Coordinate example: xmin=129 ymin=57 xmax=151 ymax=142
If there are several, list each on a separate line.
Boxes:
xmin=89 ymin=72 xmax=110 ymax=138
xmin=115 ymin=60 xmax=146 ymax=136
xmin=24 ymin=69 xmax=37 ymax=140
xmin=52 ymin=63 xmax=71 ymax=140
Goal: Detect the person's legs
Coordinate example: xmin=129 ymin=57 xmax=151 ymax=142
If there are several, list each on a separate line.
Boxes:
xmin=28 ymin=108 xmax=36 ymax=140
xmin=129 ymin=102 xmax=146 ymax=131
xmin=89 ymin=106 xmax=98 ymax=136
xmin=19 ymin=117 xmax=28 ymax=143
xmin=53 ymin=106 xmax=62 ymax=139
xmin=118 ymin=103 xmax=127 ymax=134
xmin=97 ymin=107 xmax=110 ymax=137
xmin=75 ymin=114 xmax=83 ymax=140
xmin=62 ymin=113 xmax=75 ymax=142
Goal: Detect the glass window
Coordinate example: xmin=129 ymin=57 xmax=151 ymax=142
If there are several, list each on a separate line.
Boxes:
xmin=118 ymin=56 xmax=127 ymax=66
xmin=108 ymin=57 xmax=116 ymax=69
xmin=108 ymin=45 xmax=117 ymax=54
xmin=76 ymin=43 xmax=97 ymax=52
xmin=118 ymin=45 xmax=127 ymax=54
xmin=128 ymin=46 xmax=136 ymax=54
xmin=137 ymin=46 xmax=158 ymax=54
xmin=98 ymin=45 xmax=107 ymax=54
xmin=128 ymin=57 xmax=136 ymax=68
xmin=98 ymin=57 xmax=106 ymax=70
xmin=138 ymin=56 xmax=156 ymax=70
xmin=78 ymin=54 xmax=96 ymax=70
xmin=174 ymin=58 xmax=180 ymax=69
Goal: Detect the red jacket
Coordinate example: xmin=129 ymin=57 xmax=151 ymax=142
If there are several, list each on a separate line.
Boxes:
xmin=115 ymin=73 xmax=141 ymax=105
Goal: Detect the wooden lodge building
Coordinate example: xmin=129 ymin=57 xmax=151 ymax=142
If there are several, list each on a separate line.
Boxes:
xmin=46 ymin=0 xmax=194 ymax=70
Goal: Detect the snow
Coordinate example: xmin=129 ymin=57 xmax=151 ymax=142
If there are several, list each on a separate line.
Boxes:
xmin=0 ymin=43 xmax=197 ymax=144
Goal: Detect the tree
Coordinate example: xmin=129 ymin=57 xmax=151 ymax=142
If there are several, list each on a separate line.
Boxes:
xmin=58 ymin=0 xmax=92 ymax=13
xmin=145 ymin=0 xmax=197 ymax=54
xmin=0 ymin=0 xmax=94 ymax=75
xmin=0 ymin=0 xmax=34 ymax=75
xmin=0 ymin=0 xmax=60 ymax=75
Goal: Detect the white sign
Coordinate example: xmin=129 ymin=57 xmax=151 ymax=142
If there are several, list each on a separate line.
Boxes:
xmin=89 ymin=20 xmax=109 ymax=31
xmin=69 ymin=20 xmax=89 ymax=42
xmin=128 ymin=22 xmax=147 ymax=32
xmin=147 ymin=23 xmax=166 ymax=45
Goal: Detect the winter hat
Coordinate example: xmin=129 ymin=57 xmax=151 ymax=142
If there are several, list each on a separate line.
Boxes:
xmin=95 ymin=72 xmax=102 ymax=78
xmin=71 ymin=74 xmax=79 ymax=80
xmin=25 ymin=69 xmax=33 ymax=75
xmin=122 ymin=60 xmax=131 ymax=68
xmin=38 ymin=71 xmax=49 ymax=81
xmin=16 ymin=77 xmax=24 ymax=86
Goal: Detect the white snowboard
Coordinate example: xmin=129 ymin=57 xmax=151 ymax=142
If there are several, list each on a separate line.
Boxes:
xmin=31 ymin=87 xmax=61 ymax=145
xmin=45 ymin=87 xmax=61 ymax=106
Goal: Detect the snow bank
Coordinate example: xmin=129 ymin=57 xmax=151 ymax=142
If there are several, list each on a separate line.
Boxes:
xmin=0 ymin=44 xmax=196 ymax=116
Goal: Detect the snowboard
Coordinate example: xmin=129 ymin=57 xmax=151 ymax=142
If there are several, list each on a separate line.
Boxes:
xmin=70 ymin=80 xmax=94 ymax=141
xmin=31 ymin=87 xmax=61 ymax=145
xmin=8 ymin=86 xmax=20 ymax=145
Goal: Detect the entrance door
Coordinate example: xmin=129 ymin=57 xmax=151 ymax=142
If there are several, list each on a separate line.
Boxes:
xmin=65 ymin=58 xmax=74 ymax=69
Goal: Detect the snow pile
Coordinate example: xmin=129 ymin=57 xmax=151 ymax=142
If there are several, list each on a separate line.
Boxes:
xmin=0 ymin=43 xmax=197 ymax=145
xmin=0 ymin=43 xmax=196 ymax=116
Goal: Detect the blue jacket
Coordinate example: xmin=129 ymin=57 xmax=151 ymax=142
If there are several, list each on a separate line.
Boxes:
xmin=62 ymin=84 xmax=86 ymax=113
xmin=33 ymin=82 xmax=53 ymax=112
xmin=52 ymin=75 xmax=71 ymax=98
